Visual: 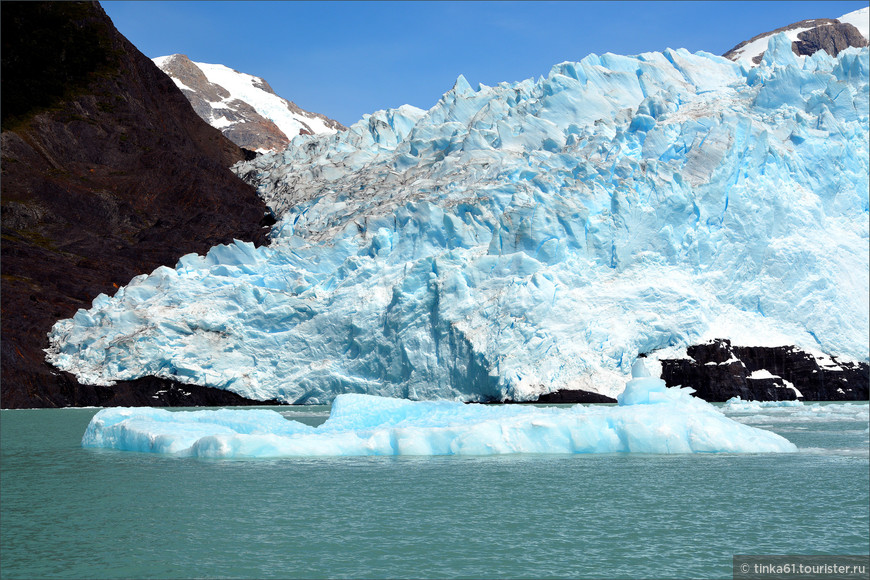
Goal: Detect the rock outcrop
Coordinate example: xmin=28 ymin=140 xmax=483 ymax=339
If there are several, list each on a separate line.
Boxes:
xmin=529 ymin=390 xmax=617 ymax=404
xmin=660 ymin=340 xmax=869 ymax=402
xmin=724 ymin=11 xmax=869 ymax=66
xmin=154 ymin=54 xmax=345 ymax=153
xmin=1 ymin=1 xmax=274 ymax=408
xmin=792 ymin=22 xmax=869 ymax=58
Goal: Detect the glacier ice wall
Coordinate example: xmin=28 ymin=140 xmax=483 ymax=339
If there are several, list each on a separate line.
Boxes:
xmin=81 ymin=377 xmax=798 ymax=457
xmin=47 ymin=35 xmax=869 ymax=404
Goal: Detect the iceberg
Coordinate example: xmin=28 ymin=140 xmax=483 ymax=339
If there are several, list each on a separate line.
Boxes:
xmin=82 ymin=363 xmax=798 ymax=457
xmin=47 ymin=35 xmax=869 ymax=404
xmin=722 ymin=397 xmax=806 ymax=410
xmin=722 ymin=397 xmax=870 ymax=424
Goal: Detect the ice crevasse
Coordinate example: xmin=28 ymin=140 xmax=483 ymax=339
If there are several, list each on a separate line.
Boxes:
xmin=48 ymin=34 xmax=869 ymax=404
xmin=82 ymin=363 xmax=798 ymax=457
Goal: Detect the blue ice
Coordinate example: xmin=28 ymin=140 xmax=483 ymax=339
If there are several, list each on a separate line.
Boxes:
xmin=48 ymin=35 xmax=869 ymax=405
xmin=82 ymin=363 xmax=797 ymax=457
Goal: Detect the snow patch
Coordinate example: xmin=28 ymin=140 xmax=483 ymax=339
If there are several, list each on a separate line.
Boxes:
xmin=729 ymin=28 xmax=814 ymax=67
xmin=839 ymin=7 xmax=870 ymax=41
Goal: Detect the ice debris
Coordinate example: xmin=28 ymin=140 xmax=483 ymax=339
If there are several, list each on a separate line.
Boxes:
xmin=722 ymin=397 xmax=869 ymax=424
xmin=82 ymin=363 xmax=797 ymax=457
xmin=722 ymin=397 xmax=806 ymax=410
xmin=48 ymin=35 xmax=869 ymax=404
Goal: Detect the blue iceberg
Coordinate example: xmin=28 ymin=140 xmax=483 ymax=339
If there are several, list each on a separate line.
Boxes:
xmin=82 ymin=364 xmax=797 ymax=457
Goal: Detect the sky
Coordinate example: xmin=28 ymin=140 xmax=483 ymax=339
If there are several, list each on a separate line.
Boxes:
xmin=102 ymin=1 xmax=869 ymax=127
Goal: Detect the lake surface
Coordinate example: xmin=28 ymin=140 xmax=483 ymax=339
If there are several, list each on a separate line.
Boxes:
xmin=2 ymin=402 xmax=868 ymax=579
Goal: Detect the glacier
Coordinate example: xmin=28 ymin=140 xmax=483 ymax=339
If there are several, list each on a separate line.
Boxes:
xmin=47 ymin=34 xmax=869 ymax=404
xmin=81 ymin=365 xmax=798 ymax=457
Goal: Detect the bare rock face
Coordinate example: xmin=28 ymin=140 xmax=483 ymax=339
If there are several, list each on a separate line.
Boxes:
xmin=1 ymin=1 xmax=274 ymax=408
xmin=156 ymin=54 xmax=292 ymax=152
xmin=724 ymin=15 xmax=868 ymax=65
xmin=660 ymin=340 xmax=869 ymax=402
xmin=792 ymin=23 xmax=869 ymax=58
xmin=154 ymin=54 xmax=346 ymax=153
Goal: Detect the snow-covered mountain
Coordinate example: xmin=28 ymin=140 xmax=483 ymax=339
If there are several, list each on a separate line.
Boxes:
xmin=724 ymin=7 xmax=868 ymax=66
xmin=47 ymin=33 xmax=869 ymax=405
xmin=153 ymin=54 xmax=344 ymax=152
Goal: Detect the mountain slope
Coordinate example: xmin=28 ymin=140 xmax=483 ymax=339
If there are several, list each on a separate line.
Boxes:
xmin=1 ymin=1 xmax=276 ymax=408
xmin=724 ymin=7 xmax=868 ymax=66
xmin=45 ymin=34 xmax=870 ymax=404
xmin=153 ymin=54 xmax=345 ymax=152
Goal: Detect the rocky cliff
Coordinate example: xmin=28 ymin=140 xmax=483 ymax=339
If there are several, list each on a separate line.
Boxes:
xmin=1 ymin=1 xmax=275 ymax=408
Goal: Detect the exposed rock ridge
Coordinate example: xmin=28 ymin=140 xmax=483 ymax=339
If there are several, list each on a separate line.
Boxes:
xmin=793 ymin=23 xmax=868 ymax=59
xmin=660 ymin=339 xmax=869 ymax=402
xmin=1 ymin=1 xmax=274 ymax=408
xmin=724 ymin=16 xmax=868 ymax=65
xmin=154 ymin=53 xmax=346 ymax=153
xmin=155 ymin=54 xmax=292 ymax=152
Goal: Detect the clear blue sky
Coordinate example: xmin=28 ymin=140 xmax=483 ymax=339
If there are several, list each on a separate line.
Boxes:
xmin=102 ymin=1 xmax=869 ymax=127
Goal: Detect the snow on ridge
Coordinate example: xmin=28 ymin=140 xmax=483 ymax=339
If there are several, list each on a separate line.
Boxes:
xmin=193 ymin=60 xmax=337 ymax=139
xmin=48 ymin=41 xmax=869 ymax=404
xmin=151 ymin=55 xmax=171 ymax=68
xmin=726 ymin=7 xmax=870 ymax=67
xmin=839 ymin=7 xmax=870 ymax=41
xmin=728 ymin=25 xmax=817 ymax=67
xmin=153 ymin=54 xmax=342 ymax=151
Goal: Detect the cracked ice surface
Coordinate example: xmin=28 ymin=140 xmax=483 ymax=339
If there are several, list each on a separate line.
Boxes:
xmin=48 ymin=36 xmax=869 ymax=404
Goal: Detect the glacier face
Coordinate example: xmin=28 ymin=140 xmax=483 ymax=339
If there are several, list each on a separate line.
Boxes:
xmin=81 ymin=376 xmax=798 ymax=457
xmin=47 ymin=35 xmax=869 ymax=404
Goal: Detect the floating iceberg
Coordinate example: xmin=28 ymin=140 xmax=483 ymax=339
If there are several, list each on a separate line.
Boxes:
xmin=82 ymin=364 xmax=798 ymax=457
xmin=722 ymin=397 xmax=870 ymax=424
xmin=48 ymin=35 xmax=869 ymax=404
xmin=722 ymin=397 xmax=806 ymax=410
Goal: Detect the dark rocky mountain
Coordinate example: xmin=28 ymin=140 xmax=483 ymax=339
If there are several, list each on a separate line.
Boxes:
xmin=154 ymin=54 xmax=346 ymax=153
xmin=724 ymin=9 xmax=869 ymax=65
xmin=660 ymin=340 xmax=869 ymax=402
xmin=1 ymin=1 xmax=277 ymax=408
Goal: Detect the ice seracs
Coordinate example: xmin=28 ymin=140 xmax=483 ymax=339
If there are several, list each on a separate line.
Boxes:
xmin=48 ymin=34 xmax=869 ymax=404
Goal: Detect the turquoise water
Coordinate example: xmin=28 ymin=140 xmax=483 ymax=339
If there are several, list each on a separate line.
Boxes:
xmin=2 ymin=403 xmax=868 ymax=579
